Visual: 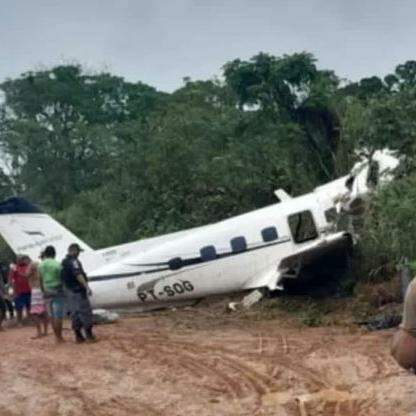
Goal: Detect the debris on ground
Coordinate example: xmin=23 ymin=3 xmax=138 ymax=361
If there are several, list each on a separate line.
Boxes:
xmin=358 ymin=312 xmax=402 ymax=331
xmin=92 ymin=309 xmax=120 ymax=325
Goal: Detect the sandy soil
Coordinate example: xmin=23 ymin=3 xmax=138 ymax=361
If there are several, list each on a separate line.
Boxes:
xmin=1 ymin=300 xmax=415 ymax=416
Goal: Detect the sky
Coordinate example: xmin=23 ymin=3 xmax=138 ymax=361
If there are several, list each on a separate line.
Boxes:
xmin=1 ymin=0 xmax=416 ymax=92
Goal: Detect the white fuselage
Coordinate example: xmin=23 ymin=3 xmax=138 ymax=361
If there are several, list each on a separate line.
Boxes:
xmin=84 ymin=187 xmax=345 ymax=308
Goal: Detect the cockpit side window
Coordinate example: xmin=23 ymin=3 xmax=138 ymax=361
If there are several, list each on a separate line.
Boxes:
xmin=288 ymin=210 xmax=318 ymax=244
xmin=324 ymin=207 xmax=337 ymax=224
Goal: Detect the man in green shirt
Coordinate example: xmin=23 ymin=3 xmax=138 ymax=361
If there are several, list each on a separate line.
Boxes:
xmin=38 ymin=245 xmax=64 ymax=343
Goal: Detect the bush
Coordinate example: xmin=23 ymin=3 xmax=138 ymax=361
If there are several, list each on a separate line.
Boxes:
xmin=359 ymin=174 xmax=416 ymax=281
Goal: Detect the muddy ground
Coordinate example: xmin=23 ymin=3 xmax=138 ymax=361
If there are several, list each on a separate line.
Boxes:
xmin=1 ymin=298 xmax=415 ymax=416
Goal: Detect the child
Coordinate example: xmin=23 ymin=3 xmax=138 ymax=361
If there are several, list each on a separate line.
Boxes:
xmin=27 ymin=257 xmax=48 ymax=339
xmin=8 ymin=256 xmax=32 ymax=325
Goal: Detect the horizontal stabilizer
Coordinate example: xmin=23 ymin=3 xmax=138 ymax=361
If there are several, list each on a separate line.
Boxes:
xmin=274 ymin=189 xmax=292 ymax=202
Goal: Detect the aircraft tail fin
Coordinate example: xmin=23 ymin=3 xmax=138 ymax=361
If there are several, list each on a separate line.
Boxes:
xmin=0 ymin=197 xmax=93 ymax=260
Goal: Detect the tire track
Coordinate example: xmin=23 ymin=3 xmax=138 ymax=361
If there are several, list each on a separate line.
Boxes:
xmin=1 ymin=316 xmax=411 ymax=416
xmin=110 ymin=330 xmax=393 ymax=416
xmin=16 ymin=351 xmax=164 ymax=416
xmin=159 ymin=337 xmax=330 ymax=391
xmin=109 ymin=333 xmax=328 ymax=405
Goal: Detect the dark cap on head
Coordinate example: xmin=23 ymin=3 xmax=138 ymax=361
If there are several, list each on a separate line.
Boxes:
xmin=68 ymin=243 xmax=84 ymax=253
xmin=43 ymin=245 xmax=56 ymax=258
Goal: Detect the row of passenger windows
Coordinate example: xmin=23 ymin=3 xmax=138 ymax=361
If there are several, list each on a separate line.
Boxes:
xmin=167 ymin=211 xmax=318 ymax=270
xmin=169 ymin=226 xmax=280 ymax=269
xmin=201 ymin=226 xmax=279 ymax=260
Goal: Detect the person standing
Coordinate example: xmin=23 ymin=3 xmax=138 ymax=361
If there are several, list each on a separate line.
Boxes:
xmin=29 ymin=258 xmax=48 ymax=339
xmin=0 ymin=275 xmax=6 ymax=330
xmin=0 ymin=263 xmax=13 ymax=320
xmin=8 ymin=255 xmax=32 ymax=325
xmin=38 ymin=246 xmax=65 ymax=343
xmin=61 ymin=243 xmax=96 ymax=343
xmin=391 ymin=277 xmax=416 ymax=371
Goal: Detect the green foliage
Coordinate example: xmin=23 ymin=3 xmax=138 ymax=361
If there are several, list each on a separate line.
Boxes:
xmin=0 ymin=52 xmax=415 ymax=279
xmin=360 ymin=174 xmax=416 ymax=276
xmin=340 ymin=64 xmax=416 ymax=281
xmin=249 ymin=296 xmax=335 ymax=326
xmin=224 ymin=52 xmax=341 ymax=182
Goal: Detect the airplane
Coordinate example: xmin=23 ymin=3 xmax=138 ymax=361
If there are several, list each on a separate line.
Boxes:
xmin=0 ymin=149 xmax=400 ymax=310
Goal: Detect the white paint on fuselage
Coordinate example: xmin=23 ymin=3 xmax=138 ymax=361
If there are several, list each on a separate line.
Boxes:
xmin=87 ymin=190 xmax=339 ymax=308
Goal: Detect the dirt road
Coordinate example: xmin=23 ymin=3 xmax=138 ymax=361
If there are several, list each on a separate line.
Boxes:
xmin=1 ymin=301 xmax=415 ymax=416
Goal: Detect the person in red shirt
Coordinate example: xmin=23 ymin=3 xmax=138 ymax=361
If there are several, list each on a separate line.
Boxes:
xmin=8 ymin=255 xmax=32 ymax=325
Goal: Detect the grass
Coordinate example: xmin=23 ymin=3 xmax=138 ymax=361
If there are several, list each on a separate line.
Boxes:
xmin=240 ymin=275 xmax=404 ymax=328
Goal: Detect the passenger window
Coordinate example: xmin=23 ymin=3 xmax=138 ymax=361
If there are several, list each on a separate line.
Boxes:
xmin=200 ymin=245 xmax=217 ymax=261
xmin=288 ymin=210 xmax=318 ymax=244
xmin=261 ymin=227 xmax=278 ymax=242
xmin=168 ymin=257 xmax=183 ymax=270
xmin=324 ymin=207 xmax=337 ymax=223
xmin=230 ymin=236 xmax=247 ymax=253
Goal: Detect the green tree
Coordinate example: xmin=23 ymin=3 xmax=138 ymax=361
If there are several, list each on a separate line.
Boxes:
xmin=0 ymin=65 xmax=164 ymax=209
xmin=224 ymin=52 xmax=341 ymax=183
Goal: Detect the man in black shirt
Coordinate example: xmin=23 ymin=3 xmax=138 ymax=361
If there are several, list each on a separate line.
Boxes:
xmin=62 ymin=243 xmax=96 ymax=343
xmin=0 ymin=263 xmax=13 ymax=319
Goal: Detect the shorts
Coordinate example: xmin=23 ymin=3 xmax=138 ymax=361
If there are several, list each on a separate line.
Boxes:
xmin=31 ymin=288 xmax=46 ymax=315
xmin=14 ymin=292 xmax=31 ymax=312
xmin=46 ymin=296 xmax=65 ymax=319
